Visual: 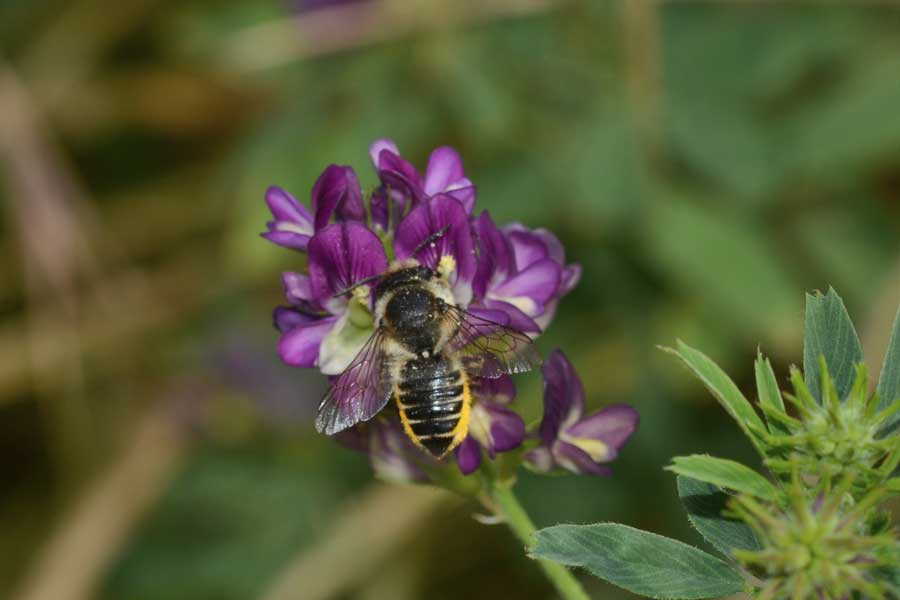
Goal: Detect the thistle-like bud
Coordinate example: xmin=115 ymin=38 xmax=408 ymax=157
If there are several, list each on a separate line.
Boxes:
xmin=730 ymin=475 xmax=900 ymax=600
xmin=759 ymin=359 xmax=900 ymax=498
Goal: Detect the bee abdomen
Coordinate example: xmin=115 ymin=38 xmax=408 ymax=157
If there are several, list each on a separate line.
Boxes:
xmin=396 ymin=357 xmax=471 ymax=458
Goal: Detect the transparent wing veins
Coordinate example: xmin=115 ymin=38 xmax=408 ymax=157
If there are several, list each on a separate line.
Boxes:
xmin=315 ymin=328 xmax=393 ymax=435
xmin=443 ymin=306 xmax=541 ymax=378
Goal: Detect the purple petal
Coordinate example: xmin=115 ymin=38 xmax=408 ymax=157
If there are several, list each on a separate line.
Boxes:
xmin=506 ymin=229 xmax=549 ymax=271
xmin=482 ymin=299 xmax=541 ymax=333
xmin=481 ymin=402 xmax=526 ymax=455
xmin=282 ymin=272 xmax=315 ymax=306
xmin=394 ymin=194 xmax=477 ymax=301
xmin=466 ymin=305 xmax=512 ymax=326
xmin=370 ymin=187 xmax=408 ymax=233
xmin=445 ymin=183 xmax=476 ymax=214
xmin=377 ymin=149 xmax=424 ymax=204
xmin=370 ymin=188 xmax=389 ymax=232
xmin=455 ymin=436 xmax=482 ymax=475
xmin=261 ymin=230 xmax=312 ymax=251
xmin=273 ymin=306 xmax=314 ymax=333
xmin=369 ymin=138 xmax=400 ymax=167
xmin=423 ymin=146 xmax=466 ymax=196
xmin=278 ymin=316 xmax=339 ymax=367
xmin=266 ymin=186 xmax=313 ymax=225
xmin=561 ymin=264 xmax=582 ymax=295
xmin=533 ymin=228 xmax=566 ymax=264
xmin=565 ymin=404 xmax=640 ymax=459
xmin=492 ymin=258 xmax=562 ymax=309
xmin=534 ymin=299 xmax=559 ymax=331
xmin=472 ymin=211 xmax=514 ymax=299
xmin=308 ymin=222 xmax=388 ymax=306
xmin=477 ymin=373 xmax=516 ymax=404
xmin=311 ymin=165 xmax=365 ymax=230
xmin=553 ymin=440 xmax=613 ymax=476
xmin=539 ymin=349 xmax=585 ymax=445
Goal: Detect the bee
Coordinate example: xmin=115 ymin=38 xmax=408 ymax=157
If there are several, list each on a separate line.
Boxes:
xmin=315 ymin=228 xmax=541 ymax=459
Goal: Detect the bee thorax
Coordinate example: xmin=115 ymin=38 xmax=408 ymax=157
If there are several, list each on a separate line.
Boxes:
xmin=383 ymin=287 xmax=442 ymax=354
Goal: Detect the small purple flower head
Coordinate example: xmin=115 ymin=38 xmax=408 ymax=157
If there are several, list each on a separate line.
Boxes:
xmin=526 ymin=349 xmax=639 ymax=475
xmin=263 ymin=139 xmax=594 ymax=479
xmin=455 ymin=375 xmax=526 ymax=475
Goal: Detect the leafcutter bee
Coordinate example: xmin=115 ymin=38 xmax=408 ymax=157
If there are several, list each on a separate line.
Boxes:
xmin=315 ymin=229 xmax=541 ymax=459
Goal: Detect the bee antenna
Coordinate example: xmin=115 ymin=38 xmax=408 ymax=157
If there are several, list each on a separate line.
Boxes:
xmin=332 ymin=274 xmax=381 ymax=298
xmin=411 ymin=224 xmax=451 ymax=258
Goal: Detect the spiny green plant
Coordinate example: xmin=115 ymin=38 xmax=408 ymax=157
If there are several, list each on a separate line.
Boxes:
xmin=530 ymin=288 xmax=900 ymax=600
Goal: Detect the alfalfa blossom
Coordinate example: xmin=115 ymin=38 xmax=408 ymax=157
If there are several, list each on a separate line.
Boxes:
xmin=526 ymin=349 xmax=639 ymax=475
xmin=262 ymin=138 xmax=631 ymax=482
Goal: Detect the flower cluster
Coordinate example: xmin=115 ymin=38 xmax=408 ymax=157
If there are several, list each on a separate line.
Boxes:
xmin=263 ymin=139 xmax=636 ymax=479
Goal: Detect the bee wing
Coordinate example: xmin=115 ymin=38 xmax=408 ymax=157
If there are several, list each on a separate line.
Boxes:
xmin=315 ymin=328 xmax=394 ymax=435
xmin=442 ymin=305 xmax=542 ymax=379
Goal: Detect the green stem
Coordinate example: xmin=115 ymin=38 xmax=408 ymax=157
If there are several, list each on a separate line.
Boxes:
xmin=490 ymin=482 xmax=592 ymax=600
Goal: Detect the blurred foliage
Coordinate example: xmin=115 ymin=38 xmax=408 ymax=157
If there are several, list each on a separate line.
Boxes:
xmin=2 ymin=1 xmax=900 ymax=599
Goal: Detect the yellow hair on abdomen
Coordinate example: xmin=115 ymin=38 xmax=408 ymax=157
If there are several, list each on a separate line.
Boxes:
xmin=445 ymin=376 xmax=472 ymax=457
xmin=396 ymin=388 xmax=424 ymax=451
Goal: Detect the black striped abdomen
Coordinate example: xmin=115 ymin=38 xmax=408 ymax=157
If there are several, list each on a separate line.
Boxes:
xmin=396 ymin=353 xmax=471 ymax=458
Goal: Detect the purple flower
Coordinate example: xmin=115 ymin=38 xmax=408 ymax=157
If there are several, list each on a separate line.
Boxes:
xmin=526 ymin=350 xmax=639 ymax=475
xmin=263 ymin=139 xmax=589 ymax=479
xmin=276 ymin=222 xmax=387 ymax=374
xmin=455 ymin=375 xmax=527 ymax=475
xmin=261 ymin=186 xmax=315 ymax=250
xmin=471 ymin=213 xmax=581 ymax=333
xmin=335 ymin=417 xmax=431 ymax=484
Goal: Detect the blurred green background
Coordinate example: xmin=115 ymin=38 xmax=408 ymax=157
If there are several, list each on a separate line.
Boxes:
xmin=2 ymin=1 xmax=900 ymax=599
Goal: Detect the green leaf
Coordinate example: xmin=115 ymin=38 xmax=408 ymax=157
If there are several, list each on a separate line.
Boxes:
xmin=677 ymin=476 xmax=761 ymax=558
xmin=755 ymin=351 xmax=784 ymax=413
xmin=754 ymin=351 xmax=791 ymax=437
xmin=668 ymin=455 xmax=778 ymax=501
xmin=803 ymin=288 xmax=863 ymax=404
xmin=531 ymin=523 xmax=745 ymax=599
xmin=877 ymin=306 xmax=900 ymax=417
xmin=663 ymin=341 xmax=766 ymax=453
